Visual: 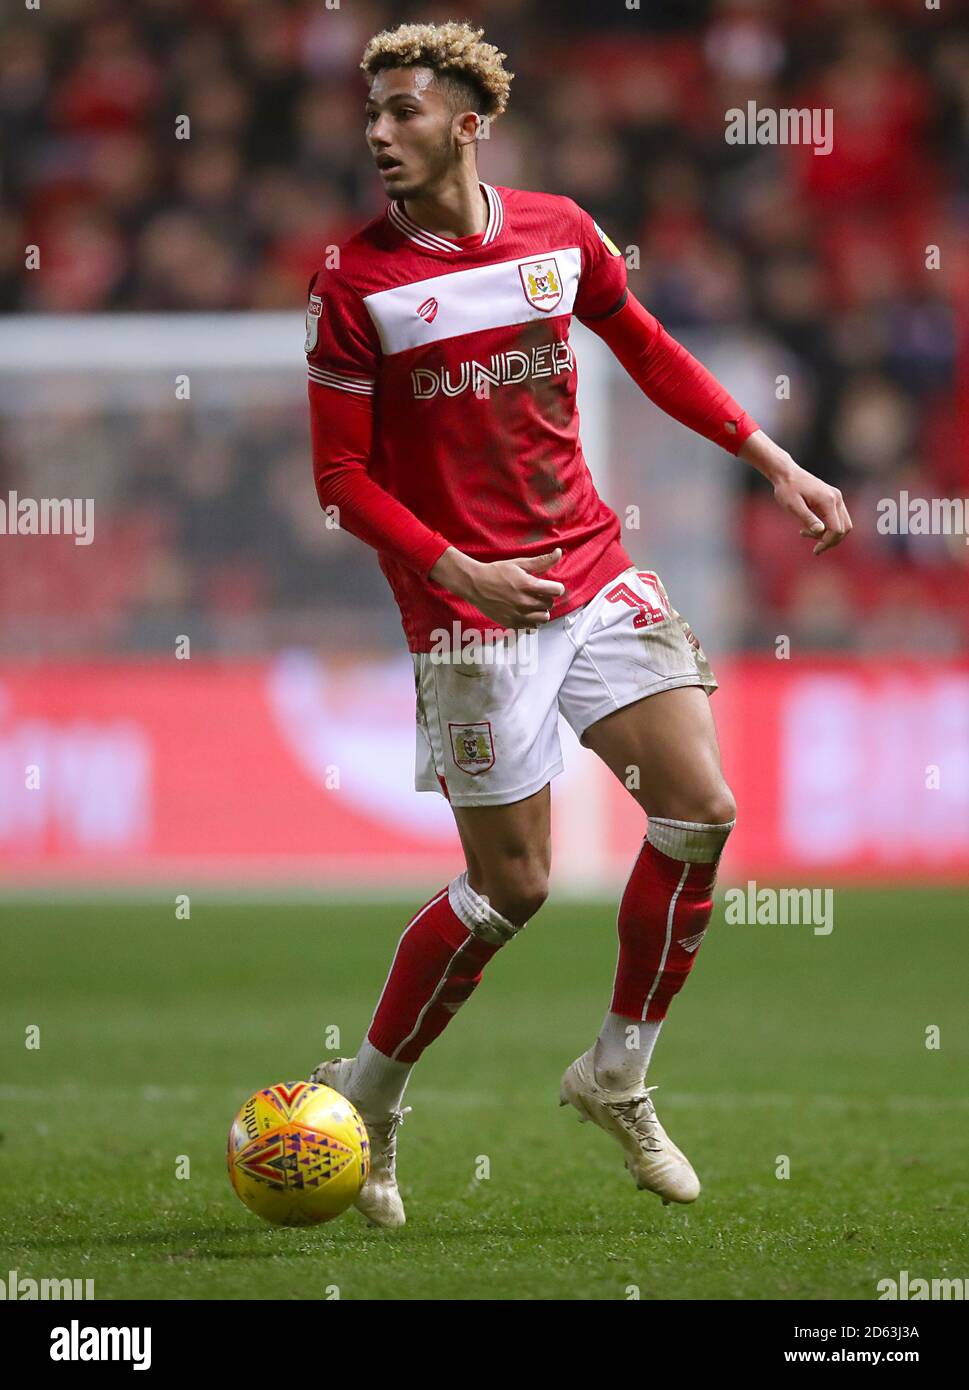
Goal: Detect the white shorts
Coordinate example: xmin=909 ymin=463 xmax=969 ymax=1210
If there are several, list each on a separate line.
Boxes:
xmin=413 ymin=565 xmax=717 ymax=808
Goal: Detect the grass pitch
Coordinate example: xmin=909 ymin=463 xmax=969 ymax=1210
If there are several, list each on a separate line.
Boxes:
xmin=1 ymin=889 xmax=966 ymax=1300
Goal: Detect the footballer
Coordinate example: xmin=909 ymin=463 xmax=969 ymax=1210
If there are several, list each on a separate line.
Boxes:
xmin=305 ymin=21 xmax=851 ymax=1226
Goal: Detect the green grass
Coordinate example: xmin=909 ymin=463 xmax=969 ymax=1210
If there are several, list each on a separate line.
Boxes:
xmin=1 ymin=890 xmax=966 ymax=1300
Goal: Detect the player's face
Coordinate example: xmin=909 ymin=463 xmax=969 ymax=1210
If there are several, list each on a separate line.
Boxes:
xmin=365 ymin=68 xmax=462 ymax=199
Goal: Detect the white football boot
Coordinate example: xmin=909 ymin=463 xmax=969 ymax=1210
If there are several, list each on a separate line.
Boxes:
xmin=559 ymin=1046 xmax=700 ymax=1204
xmin=309 ymin=1056 xmax=409 ymax=1229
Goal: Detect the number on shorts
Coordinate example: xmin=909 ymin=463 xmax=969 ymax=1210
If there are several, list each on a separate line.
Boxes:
xmin=636 ymin=571 xmax=673 ymax=619
xmin=605 ymin=574 xmax=669 ymax=629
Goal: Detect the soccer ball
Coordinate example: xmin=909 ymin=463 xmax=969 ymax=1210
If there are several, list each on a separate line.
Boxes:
xmin=227 ymin=1081 xmax=370 ymax=1226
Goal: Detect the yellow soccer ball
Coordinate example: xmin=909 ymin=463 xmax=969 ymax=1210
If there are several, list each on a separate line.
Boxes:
xmin=227 ymin=1081 xmax=370 ymax=1226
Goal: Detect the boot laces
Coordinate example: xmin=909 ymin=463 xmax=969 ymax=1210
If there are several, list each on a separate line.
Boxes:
xmin=364 ymin=1106 xmax=412 ymax=1173
xmin=606 ymin=1086 xmax=663 ymax=1153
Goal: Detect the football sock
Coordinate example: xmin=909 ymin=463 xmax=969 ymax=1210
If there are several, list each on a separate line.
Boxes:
xmin=594 ymin=1012 xmax=664 ymax=1093
xmin=353 ymin=872 xmax=522 ymax=1109
xmin=346 ymin=1038 xmax=413 ymax=1114
xmin=594 ymin=816 xmax=735 ymax=1092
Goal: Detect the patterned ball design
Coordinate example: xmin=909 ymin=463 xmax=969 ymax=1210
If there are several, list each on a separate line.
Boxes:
xmin=227 ymin=1081 xmax=370 ymax=1226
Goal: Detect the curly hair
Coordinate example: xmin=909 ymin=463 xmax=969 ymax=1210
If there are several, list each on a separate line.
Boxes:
xmin=360 ymin=20 xmax=513 ymax=119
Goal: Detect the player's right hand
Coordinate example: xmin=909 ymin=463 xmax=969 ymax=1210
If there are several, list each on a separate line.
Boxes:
xmin=430 ymin=546 xmax=566 ymax=629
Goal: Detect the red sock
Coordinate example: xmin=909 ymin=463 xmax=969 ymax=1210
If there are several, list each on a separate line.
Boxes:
xmin=611 ymin=839 xmax=718 ymax=1022
xmin=367 ymin=886 xmax=503 ymax=1063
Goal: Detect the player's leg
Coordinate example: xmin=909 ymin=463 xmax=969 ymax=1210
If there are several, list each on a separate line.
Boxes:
xmin=581 ymin=685 xmax=735 ymax=1090
xmin=556 ymin=566 xmax=733 ymax=1202
xmin=341 ymin=638 xmax=560 ymax=1108
xmin=357 ymin=784 xmax=551 ymax=1088
xmin=312 ymin=786 xmax=551 ymax=1227
xmin=453 ymin=785 xmax=552 ymax=922
xmin=311 ymin=636 xmax=566 ymax=1225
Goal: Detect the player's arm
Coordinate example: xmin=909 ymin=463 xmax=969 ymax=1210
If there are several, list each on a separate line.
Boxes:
xmin=737 ymin=428 xmax=852 ymax=556
xmin=582 ymin=292 xmax=851 ymax=555
xmin=309 ymin=383 xmax=451 ymax=575
xmin=573 ymin=203 xmax=850 ymax=555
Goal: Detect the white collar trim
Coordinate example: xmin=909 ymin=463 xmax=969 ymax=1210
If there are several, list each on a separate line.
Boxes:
xmin=388 ymin=183 xmax=504 ymax=253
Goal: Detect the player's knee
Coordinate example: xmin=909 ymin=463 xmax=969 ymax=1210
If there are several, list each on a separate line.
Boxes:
xmin=702 ymin=785 xmax=737 ymax=828
xmin=488 ymin=865 xmax=550 ymax=927
xmin=664 ymin=784 xmax=736 ymax=828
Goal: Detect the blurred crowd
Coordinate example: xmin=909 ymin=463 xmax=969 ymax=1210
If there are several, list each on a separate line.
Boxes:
xmin=0 ymin=0 xmax=966 ymax=655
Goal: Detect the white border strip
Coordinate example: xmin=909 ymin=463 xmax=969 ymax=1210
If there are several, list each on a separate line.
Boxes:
xmin=0 ymin=313 xmax=306 ymax=373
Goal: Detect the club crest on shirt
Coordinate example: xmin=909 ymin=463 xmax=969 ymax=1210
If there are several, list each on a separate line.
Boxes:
xmin=449 ymin=721 xmax=495 ymax=775
xmin=304 ymin=293 xmax=323 ymax=352
xmin=519 ymin=258 xmax=563 ymax=312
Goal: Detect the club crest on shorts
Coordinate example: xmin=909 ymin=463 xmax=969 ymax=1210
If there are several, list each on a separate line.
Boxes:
xmin=519 ymin=258 xmax=563 ymax=312
xmin=449 ymin=721 xmax=495 ymax=775
xmin=304 ymin=293 xmax=323 ymax=352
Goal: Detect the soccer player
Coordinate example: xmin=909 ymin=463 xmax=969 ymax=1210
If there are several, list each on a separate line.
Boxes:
xmin=306 ymin=21 xmax=851 ymax=1227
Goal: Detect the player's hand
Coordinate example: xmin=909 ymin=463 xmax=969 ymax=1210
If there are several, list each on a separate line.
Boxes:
xmin=429 ymin=546 xmax=566 ymax=628
xmin=739 ymin=431 xmax=852 ymax=556
xmin=773 ymin=463 xmax=852 ymax=555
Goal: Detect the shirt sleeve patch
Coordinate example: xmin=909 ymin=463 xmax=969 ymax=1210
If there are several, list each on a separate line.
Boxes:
xmin=593 ymin=221 xmax=623 ymax=258
xmin=304 ymin=293 xmax=323 ymax=353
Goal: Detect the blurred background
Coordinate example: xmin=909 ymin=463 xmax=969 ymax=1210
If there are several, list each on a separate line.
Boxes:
xmin=0 ymin=0 xmax=966 ymax=889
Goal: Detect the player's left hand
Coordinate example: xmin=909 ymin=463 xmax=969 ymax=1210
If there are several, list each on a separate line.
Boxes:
xmin=772 ymin=462 xmax=852 ymax=556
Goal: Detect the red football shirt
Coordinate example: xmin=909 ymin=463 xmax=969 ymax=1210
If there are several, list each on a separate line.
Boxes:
xmin=306 ymin=183 xmax=634 ymax=651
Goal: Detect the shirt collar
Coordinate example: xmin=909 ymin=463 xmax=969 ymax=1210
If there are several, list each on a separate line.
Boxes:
xmin=387 ymin=182 xmax=504 ymax=254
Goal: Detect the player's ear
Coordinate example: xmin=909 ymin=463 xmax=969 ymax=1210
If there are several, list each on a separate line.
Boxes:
xmin=454 ymin=109 xmax=481 ymax=148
